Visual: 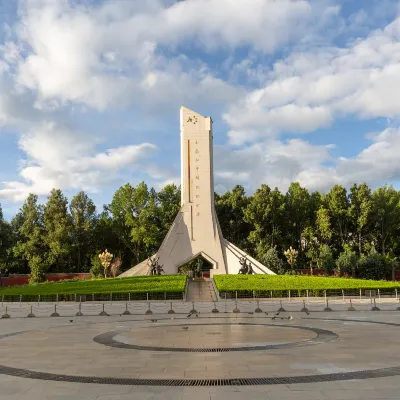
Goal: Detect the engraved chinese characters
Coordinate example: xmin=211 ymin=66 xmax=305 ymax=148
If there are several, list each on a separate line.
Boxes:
xmin=194 ymin=140 xmax=200 ymax=217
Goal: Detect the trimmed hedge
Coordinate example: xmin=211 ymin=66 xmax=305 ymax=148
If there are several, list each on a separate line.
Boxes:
xmin=0 ymin=275 xmax=187 ymax=296
xmin=214 ymin=274 xmax=400 ymax=296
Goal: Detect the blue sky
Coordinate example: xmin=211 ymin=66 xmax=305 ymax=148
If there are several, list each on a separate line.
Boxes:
xmin=1 ymin=0 xmax=400 ymax=220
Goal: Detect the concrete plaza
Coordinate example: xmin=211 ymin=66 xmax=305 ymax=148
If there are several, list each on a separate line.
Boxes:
xmin=1 ymin=309 xmax=400 ymax=399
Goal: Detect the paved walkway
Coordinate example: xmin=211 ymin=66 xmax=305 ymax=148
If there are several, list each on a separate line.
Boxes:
xmin=1 ymin=311 xmax=400 ymax=399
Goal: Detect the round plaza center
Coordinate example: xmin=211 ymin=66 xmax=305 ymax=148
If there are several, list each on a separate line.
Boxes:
xmin=113 ymin=323 xmax=316 ymax=349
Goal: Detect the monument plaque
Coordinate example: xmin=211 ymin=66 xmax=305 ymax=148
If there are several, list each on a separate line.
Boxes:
xmin=120 ymin=107 xmax=274 ymax=276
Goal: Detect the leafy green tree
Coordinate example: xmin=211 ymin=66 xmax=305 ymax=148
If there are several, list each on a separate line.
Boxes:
xmin=370 ymin=185 xmax=400 ymax=256
xmin=316 ymin=207 xmax=332 ymax=243
xmin=326 ymin=184 xmax=350 ymax=248
xmin=336 ymin=245 xmax=358 ymax=277
xmin=0 ymin=204 xmax=15 ymax=275
xmin=43 ymin=189 xmax=73 ymax=272
xmin=357 ymin=251 xmax=389 ymax=280
xmin=216 ymin=185 xmax=251 ymax=250
xmin=284 ymin=182 xmax=310 ymax=261
xmin=70 ymin=191 xmax=97 ymax=272
xmin=261 ymin=246 xmax=284 ymax=274
xmin=244 ymin=185 xmax=285 ymax=260
xmin=316 ymin=244 xmax=335 ymax=273
xmin=349 ymin=183 xmax=373 ymax=255
xmin=90 ymin=252 xmax=103 ymax=278
xmin=157 ymin=184 xmax=181 ymax=235
xmin=13 ymin=194 xmax=48 ymax=283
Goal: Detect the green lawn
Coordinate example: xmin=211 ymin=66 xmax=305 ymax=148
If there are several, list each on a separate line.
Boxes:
xmin=0 ymin=275 xmax=187 ymax=296
xmin=214 ymin=274 xmax=400 ymax=294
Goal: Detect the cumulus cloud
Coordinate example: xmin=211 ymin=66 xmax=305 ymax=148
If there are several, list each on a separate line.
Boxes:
xmin=215 ymin=126 xmax=400 ymax=194
xmin=8 ymin=0 xmax=329 ymax=111
xmin=224 ymin=17 xmax=400 ymax=144
xmin=0 ymin=119 xmax=158 ymax=201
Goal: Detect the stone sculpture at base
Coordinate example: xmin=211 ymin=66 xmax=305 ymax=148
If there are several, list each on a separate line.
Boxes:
xmin=120 ymin=107 xmax=275 ymax=277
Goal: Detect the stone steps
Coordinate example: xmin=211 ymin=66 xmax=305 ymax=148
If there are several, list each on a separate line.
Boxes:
xmin=186 ymin=279 xmax=217 ymax=302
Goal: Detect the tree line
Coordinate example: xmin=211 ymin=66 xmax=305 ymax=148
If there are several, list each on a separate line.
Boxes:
xmin=0 ymin=181 xmax=399 ymax=283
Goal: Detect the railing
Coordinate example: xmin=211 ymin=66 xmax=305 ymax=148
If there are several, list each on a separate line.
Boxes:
xmin=1 ymin=296 xmax=399 ymax=319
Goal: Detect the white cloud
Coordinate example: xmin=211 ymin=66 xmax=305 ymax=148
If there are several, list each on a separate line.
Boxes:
xmin=6 ymin=0 xmax=338 ymax=111
xmin=215 ymin=126 xmax=400 ymax=194
xmin=0 ymin=120 xmax=158 ymax=201
xmin=224 ymin=17 xmax=400 ymax=144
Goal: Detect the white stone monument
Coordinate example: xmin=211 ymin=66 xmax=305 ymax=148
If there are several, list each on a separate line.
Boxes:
xmin=120 ymin=107 xmax=275 ymax=277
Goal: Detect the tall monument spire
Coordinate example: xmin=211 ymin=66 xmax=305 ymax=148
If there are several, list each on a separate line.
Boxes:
xmin=120 ymin=107 xmax=275 ymax=276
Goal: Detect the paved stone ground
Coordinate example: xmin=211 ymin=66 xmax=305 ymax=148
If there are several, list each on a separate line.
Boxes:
xmin=1 ymin=310 xmax=400 ymax=399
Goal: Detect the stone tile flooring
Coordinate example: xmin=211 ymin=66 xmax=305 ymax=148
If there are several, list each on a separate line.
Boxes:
xmin=1 ymin=311 xmax=400 ymax=398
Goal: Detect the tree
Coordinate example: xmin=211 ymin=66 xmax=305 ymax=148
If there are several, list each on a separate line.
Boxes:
xmin=110 ymin=256 xmax=122 ymax=278
xmin=13 ymin=194 xmax=48 ymax=283
xmin=262 ymin=246 xmax=284 ymax=274
xmin=284 ymin=182 xmax=310 ymax=260
xmin=349 ymin=183 xmax=373 ymax=255
xmin=90 ymin=253 xmax=103 ymax=278
xmin=316 ymin=244 xmax=335 ymax=273
xmin=43 ymin=189 xmax=73 ymax=272
xmin=284 ymin=246 xmax=298 ymax=269
xmin=70 ymin=191 xmax=97 ymax=272
xmin=336 ymin=245 xmax=358 ymax=277
xmin=326 ymin=184 xmax=350 ymax=248
xmin=0 ymin=204 xmax=15 ymax=276
xmin=216 ymin=185 xmax=251 ymax=250
xmin=316 ymin=207 xmax=332 ymax=243
xmin=244 ymin=185 xmax=285 ymax=260
xmin=357 ymin=252 xmax=389 ymax=280
xmin=99 ymin=249 xmax=113 ymax=278
xmin=157 ymin=184 xmax=181 ymax=235
xmin=370 ymin=185 xmax=400 ymax=256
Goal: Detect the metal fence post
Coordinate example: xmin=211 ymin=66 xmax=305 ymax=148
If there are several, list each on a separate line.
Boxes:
xmin=359 ymin=289 xmax=362 ymax=303
xmin=147 ymin=292 xmax=149 ymax=302
xmin=110 ymin=293 xmax=112 ymax=304
xmin=20 ymin=295 xmax=22 ymax=307
xmin=288 ymin=290 xmax=291 ymax=302
xmin=306 ymin=290 xmax=309 ymax=304
xmin=38 ymin=295 xmax=40 ymax=306
xmin=235 ymin=291 xmax=238 ymax=301
xmin=378 ymin=289 xmax=381 ymax=300
xmin=324 ymin=290 xmax=327 ymax=303
xmin=396 ymin=289 xmax=398 ymax=300
xmin=129 ymin=293 xmax=131 ymax=303
xmin=2 ymin=295 xmax=4 ymax=307
xmin=342 ymin=290 xmax=345 ymax=302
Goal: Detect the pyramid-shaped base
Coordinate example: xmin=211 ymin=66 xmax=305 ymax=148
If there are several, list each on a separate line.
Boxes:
xmin=119 ymin=207 xmax=275 ymax=277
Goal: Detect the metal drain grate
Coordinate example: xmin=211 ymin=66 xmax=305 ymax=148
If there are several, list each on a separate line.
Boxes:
xmin=93 ymin=323 xmax=338 ymax=352
xmin=1 ymin=364 xmax=400 ymax=386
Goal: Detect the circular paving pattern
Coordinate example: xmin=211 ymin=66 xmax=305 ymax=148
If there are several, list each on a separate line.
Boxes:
xmin=93 ymin=322 xmax=338 ymax=352
xmin=1 ymin=315 xmax=400 ymax=386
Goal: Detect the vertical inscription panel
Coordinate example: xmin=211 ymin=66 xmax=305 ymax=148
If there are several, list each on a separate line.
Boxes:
xmin=181 ymin=109 xmax=213 ymax=241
